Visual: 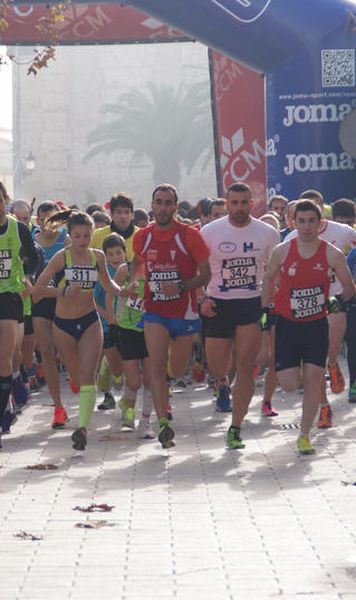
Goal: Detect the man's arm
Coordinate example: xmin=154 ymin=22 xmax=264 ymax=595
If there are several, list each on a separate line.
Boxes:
xmin=261 ymin=243 xmax=287 ymax=308
xmin=327 ymin=245 xmax=355 ymax=302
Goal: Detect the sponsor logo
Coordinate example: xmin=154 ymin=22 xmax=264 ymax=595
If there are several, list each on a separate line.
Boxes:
xmin=313 ymin=263 xmax=324 ymax=271
xmin=212 ymin=0 xmax=271 ymax=24
xmin=213 ymin=54 xmax=243 ymax=101
xmin=243 ymin=242 xmax=254 ymax=252
xmin=282 ymin=102 xmax=356 ymax=127
xmin=219 ymin=242 xmax=237 ymax=253
xmin=220 ymin=127 xmax=266 ymax=192
xmin=284 ymin=152 xmax=355 ymax=175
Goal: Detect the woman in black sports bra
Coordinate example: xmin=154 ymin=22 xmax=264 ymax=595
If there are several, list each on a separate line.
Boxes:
xmin=33 ymin=210 xmax=122 ymax=451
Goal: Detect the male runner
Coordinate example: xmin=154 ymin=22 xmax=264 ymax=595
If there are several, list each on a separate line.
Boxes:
xmin=286 ymin=190 xmax=356 ymax=427
xmin=129 ymin=183 xmax=210 ymax=448
xmin=200 ymin=181 xmax=279 ymax=448
xmin=261 ymin=200 xmax=354 ymax=454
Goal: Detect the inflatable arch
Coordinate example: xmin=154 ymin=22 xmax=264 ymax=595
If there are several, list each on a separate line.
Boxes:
xmin=4 ymin=0 xmax=356 ymax=205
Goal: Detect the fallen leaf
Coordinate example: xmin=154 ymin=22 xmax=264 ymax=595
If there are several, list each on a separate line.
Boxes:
xmin=14 ymin=531 xmax=43 ymax=541
xmin=26 ymin=464 xmax=59 ymax=470
xmin=341 ymin=480 xmax=356 ymax=486
xmin=73 ymin=503 xmax=115 ymax=513
xmin=74 ymin=520 xmax=114 ymax=529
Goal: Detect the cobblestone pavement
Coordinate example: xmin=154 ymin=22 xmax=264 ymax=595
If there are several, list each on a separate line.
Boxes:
xmin=1 ymin=365 xmax=356 ymax=600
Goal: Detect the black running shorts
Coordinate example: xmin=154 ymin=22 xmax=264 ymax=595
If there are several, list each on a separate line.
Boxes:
xmin=202 ymin=296 xmax=261 ymax=339
xmin=275 ymin=315 xmax=329 ymax=371
xmin=118 ymin=327 xmax=149 ymax=361
xmin=0 ymin=292 xmax=23 ymax=322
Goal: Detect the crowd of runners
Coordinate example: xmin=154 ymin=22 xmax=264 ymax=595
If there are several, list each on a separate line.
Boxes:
xmin=0 ymin=179 xmax=355 ymax=454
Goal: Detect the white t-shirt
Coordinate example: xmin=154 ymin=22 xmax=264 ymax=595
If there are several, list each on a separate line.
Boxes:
xmin=285 ymin=220 xmax=356 ymax=294
xmin=201 ymin=216 xmax=280 ymax=299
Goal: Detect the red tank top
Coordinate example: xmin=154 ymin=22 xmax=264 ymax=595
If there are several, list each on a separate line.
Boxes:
xmin=274 ymin=238 xmax=330 ymax=322
xmin=140 ymin=221 xmax=199 ymax=319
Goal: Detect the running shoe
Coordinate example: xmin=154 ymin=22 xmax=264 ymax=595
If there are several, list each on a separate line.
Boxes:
xmin=226 ymin=425 xmax=245 ymax=449
xmin=51 ymin=406 xmax=69 ymax=429
xmin=173 ymin=378 xmax=187 ymax=389
xmin=12 ymin=374 xmax=29 ymax=407
xmin=216 ymin=385 xmax=232 ymax=412
xmin=297 ymin=435 xmax=315 ymax=455
xmin=68 ymin=379 xmax=80 ymax=394
xmin=328 ymin=362 xmax=345 ymax=394
xmin=138 ymin=418 xmax=155 ymax=440
xmin=119 ymin=399 xmax=135 ymax=429
xmin=158 ymin=420 xmax=175 ymax=449
xmin=36 ymin=364 xmax=46 ymax=387
xmin=29 ymin=376 xmax=41 ymax=391
xmin=166 ymin=403 xmax=173 ymax=421
xmin=317 ymin=405 xmax=333 ymax=429
xmin=261 ymin=401 xmax=279 ymax=417
xmin=71 ymin=428 xmax=87 ymax=451
xmin=1 ymin=409 xmax=18 ymax=434
xmin=192 ymin=360 xmax=205 ymax=383
xmin=348 ymin=381 xmax=356 ymax=403
xmin=98 ymin=392 xmax=116 ymax=411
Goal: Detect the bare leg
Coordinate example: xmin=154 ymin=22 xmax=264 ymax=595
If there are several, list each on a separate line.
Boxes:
xmin=232 ymin=323 xmax=261 ymax=427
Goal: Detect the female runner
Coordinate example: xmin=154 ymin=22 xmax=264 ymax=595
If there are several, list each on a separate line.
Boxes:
xmin=33 ymin=210 xmax=122 ymax=450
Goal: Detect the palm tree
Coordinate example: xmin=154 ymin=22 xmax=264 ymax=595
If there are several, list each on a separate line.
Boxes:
xmin=84 ymin=81 xmax=213 ymax=186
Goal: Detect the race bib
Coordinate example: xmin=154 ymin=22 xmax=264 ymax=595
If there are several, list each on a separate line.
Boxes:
xmin=220 ymin=256 xmax=257 ymax=290
xmin=290 ymin=285 xmax=325 ymax=319
xmin=148 ymin=270 xmax=180 ymax=301
xmin=0 ymin=250 xmax=12 ymax=280
xmin=65 ymin=266 xmax=98 ymax=290
xmin=126 ymin=296 xmax=144 ymax=311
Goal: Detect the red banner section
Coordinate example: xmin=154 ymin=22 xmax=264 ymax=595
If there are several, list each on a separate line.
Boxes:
xmin=0 ymin=4 xmax=190 ymax=45
xmin=210 ymin=50 xmax=267 ymax=217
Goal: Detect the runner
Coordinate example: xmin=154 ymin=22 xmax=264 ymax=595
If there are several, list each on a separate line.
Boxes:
xmin=91 ymin=193 xmax=138 ymax=261
xmin=129 ymin=183 xmax=210 ymax=448
xmin=346 ymin=246 xmax=356 ymax=402
xmin=32 ymin=210 xmax=122 ymax=451
xmin=93 ymin=233 xmax=125 ymax=410
xmin=0 ymin=182 xmax=38 ymax=448
xmin=261 ymin=200 xmax=354 ymax=454
xmin=31 ymin=201 xmax=73 ymax=427
xmin=200 ymin=182 xmax=279 ymax=448
xmin=286 ymin=190 xmax=356 ymax=427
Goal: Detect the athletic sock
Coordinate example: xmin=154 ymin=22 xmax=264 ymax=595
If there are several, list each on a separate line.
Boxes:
xmin=123 ymin=383 xmax=137 ymax=403
xmin=0 ymin=375 xmax=13 ymax=423
xmin=142 ymin=387 xmax=153 ymax=417
xmin=78 ymin=385 xmax=96 ymax=428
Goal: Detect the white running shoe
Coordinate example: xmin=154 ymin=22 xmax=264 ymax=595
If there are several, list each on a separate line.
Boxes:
xmin=138 ymin=418 xmax=155 ymax=439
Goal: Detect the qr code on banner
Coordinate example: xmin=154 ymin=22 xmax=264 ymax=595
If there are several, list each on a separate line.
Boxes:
xmin=321 ymin=49 xmax=355 ymax=87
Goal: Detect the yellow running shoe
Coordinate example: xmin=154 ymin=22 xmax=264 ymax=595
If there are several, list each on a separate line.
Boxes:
xmin=297 ymin=435 xmax=315 ymax=455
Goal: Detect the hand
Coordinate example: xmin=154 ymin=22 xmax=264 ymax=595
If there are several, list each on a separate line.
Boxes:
xmin=21 ymin=277 xmax=33 ymax=299
xmin=123 ymin=281 xmax=139 ymax=299
xmin=259 ymin=307 xmax=273 ymax=331
xmin=160 ymin=281 xmax=180 ymax=297
xmin=200 ymin=297 xmax=217 ymax=317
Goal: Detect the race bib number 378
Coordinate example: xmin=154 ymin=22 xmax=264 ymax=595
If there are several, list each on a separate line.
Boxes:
xmin=290 ymin=285 xmax=325 ymax=319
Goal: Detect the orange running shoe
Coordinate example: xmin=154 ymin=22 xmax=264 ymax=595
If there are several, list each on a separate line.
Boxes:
xmin=69 ymin=379 xmax=80 ymax=394
xmin=52 ymin=406 xmax=69 ymax=429
xmin=317 ymin=405 xmax=333 ymax=429
xmin=328 ymin=362 xmax=345 ymax=394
